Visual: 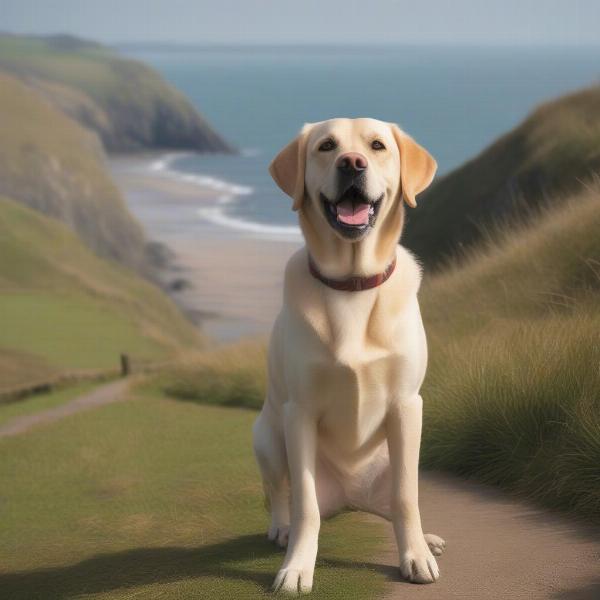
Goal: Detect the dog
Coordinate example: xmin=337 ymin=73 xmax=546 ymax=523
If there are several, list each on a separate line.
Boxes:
xmin=253 ymin=118 xmax=446 ymax=594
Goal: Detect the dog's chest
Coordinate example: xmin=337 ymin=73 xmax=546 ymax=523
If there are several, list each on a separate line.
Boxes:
xmin=282 ymin=249 xmax=426 ymax=455
xmin=314 ymin=351 xmax=404 ymax=454
xmin=304 ymin=292 xmax=410 ymax=453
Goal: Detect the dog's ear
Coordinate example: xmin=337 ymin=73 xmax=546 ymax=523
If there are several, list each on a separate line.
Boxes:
xmin=269 ymin=123 xmax=313 ymax=211
xmin=391 ymin=124 xmax=437 ymax=208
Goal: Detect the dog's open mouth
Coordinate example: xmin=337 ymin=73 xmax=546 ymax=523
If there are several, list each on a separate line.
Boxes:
xmin=321 ymin=187 xmax=383 ymax=239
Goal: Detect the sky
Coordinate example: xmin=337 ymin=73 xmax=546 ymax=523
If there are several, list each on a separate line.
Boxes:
xmin=1 ymin=0 xmax=599 ymax=46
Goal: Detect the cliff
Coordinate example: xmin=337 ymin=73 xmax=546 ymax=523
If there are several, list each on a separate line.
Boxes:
xmin=0 ymin=33 xmax=234 ymax=153
xmin=0 ymin=72 xmax=149 ymax=272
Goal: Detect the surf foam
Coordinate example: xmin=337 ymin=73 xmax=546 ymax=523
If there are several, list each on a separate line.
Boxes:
xmin=148 ymin=153 xmax=302 ymax=240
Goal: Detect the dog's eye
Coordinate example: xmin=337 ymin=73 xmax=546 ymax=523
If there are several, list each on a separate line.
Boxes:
xmin=318 ymin=139 xmax=337 ymax=152
xmin=371 ymin=140 xmax=386 ymax=151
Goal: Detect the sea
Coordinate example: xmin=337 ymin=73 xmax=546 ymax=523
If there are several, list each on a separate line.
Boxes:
xmin=119 ymin=44 xmax=600 ymax=240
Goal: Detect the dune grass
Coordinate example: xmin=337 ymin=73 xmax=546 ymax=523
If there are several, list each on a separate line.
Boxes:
xmin=146 ymin=184 xmax=600 ymax=523
xmin=0 ymin=391 xmax=387 ymax=599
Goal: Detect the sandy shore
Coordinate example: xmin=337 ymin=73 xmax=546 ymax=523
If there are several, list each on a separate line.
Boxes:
xmin=110 ymin=155 xmax=302 ymax=343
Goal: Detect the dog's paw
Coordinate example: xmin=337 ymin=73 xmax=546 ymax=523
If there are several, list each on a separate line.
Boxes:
xmin=424 ymin=532 xmax=446 ymax=557
xmin=268 ymin=523 xmax=290 ymax=548
xmin=399 ymin=541 xmax=440 ymax=584
xmin=272 ymin=567 xmax=314 ymax=594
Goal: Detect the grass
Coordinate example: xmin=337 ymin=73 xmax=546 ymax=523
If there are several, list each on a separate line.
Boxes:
xmin=404 ymin=85 xmax=600 ymax=268
xmin=0 ymin=196 xmax=202 ymax=389
xmin=0 ymin=293 xmax=167 ymax=370
xmin=0 ymin=390 xmax=387 ymax=599
xmin=420 ymin=314 xmax=600 ymax=521
xmin=0 ymin=349 xmax=61 ymax=392
xmin=417 ymin=182 xmax=600 ymax=522
xmin=0 ymin=382 xmax=97 ymax=426
xmin=147 ymin=340 xmax=268 ymax=410
xmin=146 ymin=183 xmax=600 ymax=524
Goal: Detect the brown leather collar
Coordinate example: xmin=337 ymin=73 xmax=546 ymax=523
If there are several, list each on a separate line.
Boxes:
xmin=308 ymin=255 xmax=397 ymax=292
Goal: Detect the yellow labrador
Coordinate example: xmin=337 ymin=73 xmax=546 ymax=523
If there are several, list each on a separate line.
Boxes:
xmin=253 ymin=118 xmax=445 ymax=594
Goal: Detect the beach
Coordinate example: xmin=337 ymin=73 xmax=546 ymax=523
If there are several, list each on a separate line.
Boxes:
xmin=109 ymin=155 xmax=302 ymax=343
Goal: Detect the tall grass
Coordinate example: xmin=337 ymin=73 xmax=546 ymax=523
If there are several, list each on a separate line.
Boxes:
xmin=421 ymin=314 xmax=600 ymax=521
xmin=418 ymin=182 xmax=600 ymax=522
xmin=146 ymin=340 xmax=268 ymax=410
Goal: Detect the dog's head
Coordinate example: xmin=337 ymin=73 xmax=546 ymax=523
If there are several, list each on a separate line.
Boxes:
xmin=269 ymin=118 xmax=437 ymax=244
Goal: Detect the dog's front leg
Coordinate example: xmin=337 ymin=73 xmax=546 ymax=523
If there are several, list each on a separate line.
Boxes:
xmin=272 ymin=402 xmax=320 ymax=594
xmin=386 ymin=395 xmax=439 ymax=584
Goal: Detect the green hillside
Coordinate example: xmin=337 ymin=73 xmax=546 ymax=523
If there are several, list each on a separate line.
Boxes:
xmin=404 ymin=85 xmax=600 ymax=268
xmin=418 ymin=181 xmax=600 ymax=522
xmin=0 ymin=72 xmax=152 ymax=271
xmin=0 ymin=196 xmax=201 ymax=390
xmin=0 ymin=33 xmax=233 ymax=153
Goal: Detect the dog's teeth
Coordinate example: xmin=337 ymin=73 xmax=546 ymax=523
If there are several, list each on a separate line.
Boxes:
xmin=369 ymin=206 xmax=374 ymax=215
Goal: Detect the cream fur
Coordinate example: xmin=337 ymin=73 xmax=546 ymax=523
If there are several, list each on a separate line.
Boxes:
xmin=253 ymin=118 xmax=444 ymax=594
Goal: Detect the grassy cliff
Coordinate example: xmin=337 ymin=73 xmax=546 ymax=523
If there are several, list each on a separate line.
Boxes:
xmin=404 ymin=86 xmax=600 ymax=268
xmin=0 ymin=195 xmax=201 ymax=390
xmin=0 ymin=72 xmax=152 ymax=271
xmin=0 ymin=34 xmax=233 ymax=153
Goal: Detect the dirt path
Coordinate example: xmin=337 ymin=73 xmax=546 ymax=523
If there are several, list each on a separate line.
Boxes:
xmin=0 ymin=379 xmax=129 ymax=439
xmin=381 ymin=472 xmax=600 ymax=600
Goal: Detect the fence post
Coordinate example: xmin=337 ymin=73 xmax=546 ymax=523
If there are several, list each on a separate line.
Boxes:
xmin=120 ymin=353 xmax=130 ymax=377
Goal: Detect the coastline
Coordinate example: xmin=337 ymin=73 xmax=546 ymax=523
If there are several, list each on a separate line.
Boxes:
xmin=109 ymin=154 xmax=302 ymax=344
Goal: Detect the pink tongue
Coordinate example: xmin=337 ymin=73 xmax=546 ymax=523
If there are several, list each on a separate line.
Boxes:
xmin=336 ymin=200 xmax=370 ymax=225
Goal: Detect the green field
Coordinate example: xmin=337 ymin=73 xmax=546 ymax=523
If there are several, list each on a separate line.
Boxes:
xmin=0 ymin=196 xmax=201 ymax=390
xmin=0 ymin=294 xmax=168 ymax=370
xmin=0 ymin=390 xmax=387 ymax=600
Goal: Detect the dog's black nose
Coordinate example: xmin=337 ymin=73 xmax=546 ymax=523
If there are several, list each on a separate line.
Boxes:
xmin=336 ymin=152 xmax=368 ymax=174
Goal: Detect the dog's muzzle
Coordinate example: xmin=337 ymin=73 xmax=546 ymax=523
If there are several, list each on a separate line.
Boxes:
xmin=320 ymin=185 xmax=383 ymax=240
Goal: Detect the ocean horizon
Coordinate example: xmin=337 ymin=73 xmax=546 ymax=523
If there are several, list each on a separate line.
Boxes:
xmin=119 ymin=44 xmax=600 ymax=240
